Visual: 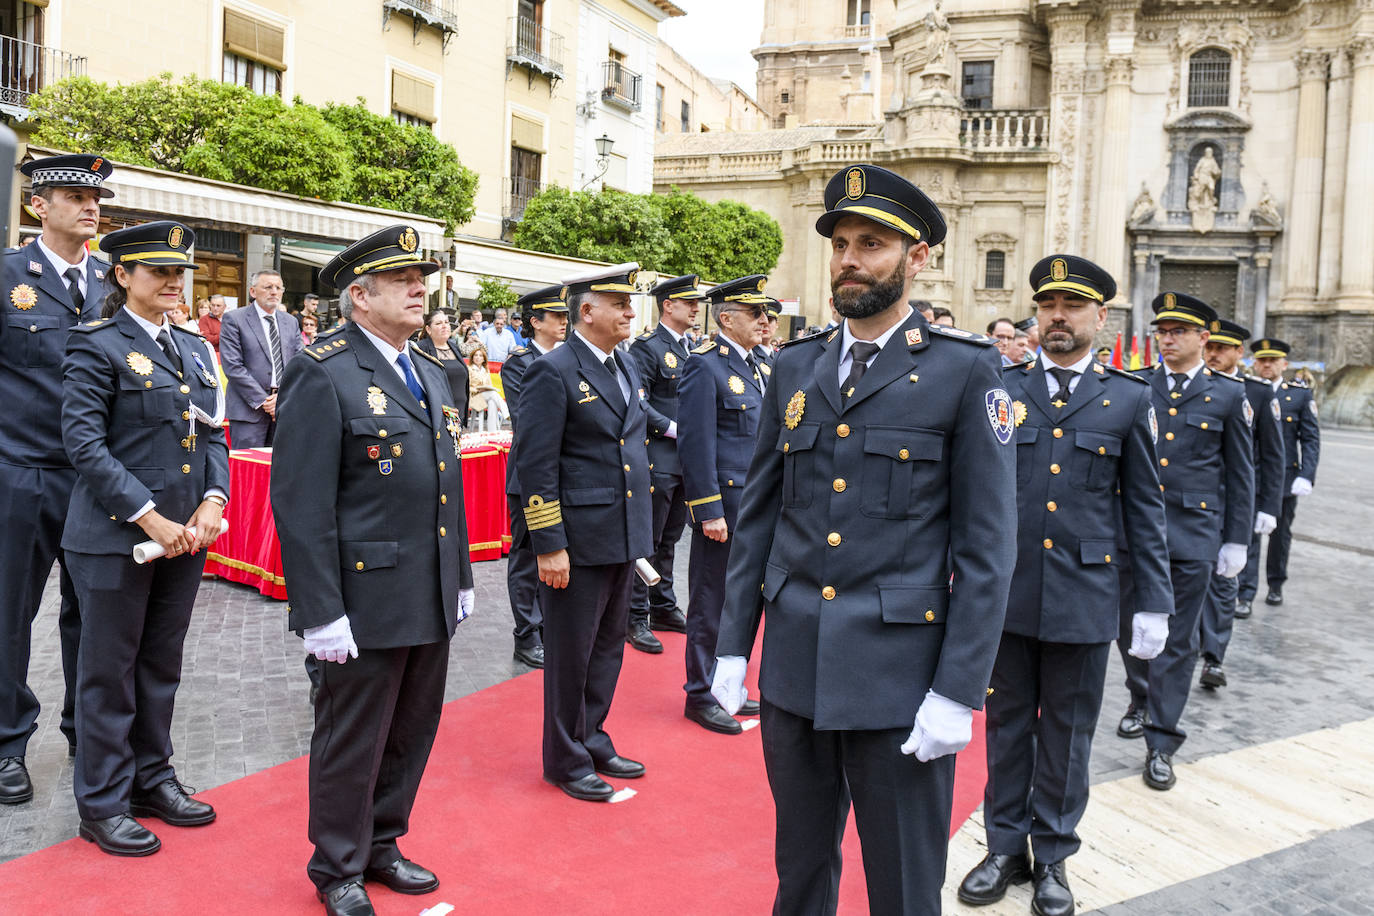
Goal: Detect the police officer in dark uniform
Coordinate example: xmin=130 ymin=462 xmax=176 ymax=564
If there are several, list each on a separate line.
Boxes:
xmin=677 ymin=274 xmax=770 ymax=735
xmin=1245 ymin=338 xmax=1320 ymax=607
xmin=712 ymin=164 xmax=1016 ymax=914
xmin=62 ymin=221 xmax=228 ymax=856
xmin=1198 ymin=319 xmax=1284 ymax=687
xmin=958 ymin=256 xmax=1172 ymax=916
xmin=756 ymin=298 xmax=780 ymax=368
xmin=515 ymin=263 xmax=654 ymax=803
xmin=501 ymin=283 xmax=569 ymax=669
xmin=272 ymin=225 xmax=475 ymax=916
xmin=1115 ymin=293 xmax=1254 ymax=792
xmin=0 ymin=154 xmax=116 ymax=805
xmin=625 ymin=274 xmax=704 ymax=654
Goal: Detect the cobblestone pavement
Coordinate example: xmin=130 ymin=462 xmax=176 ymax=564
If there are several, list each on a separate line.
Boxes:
xmin=3 ymin=428 xmax=1373 ymax=915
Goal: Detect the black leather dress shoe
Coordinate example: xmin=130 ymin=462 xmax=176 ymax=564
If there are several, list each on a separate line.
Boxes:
xmin=130 ymin=778 xmax=216 ymax=826
xmin=0 ymin=757 xmax=33 ymax=805
xmin=1266 ymin=588 xmax=1283 ymax=606
xmin=738 ymin=698 xmax=760 ymax=716
xmin=649 ymin=608 xmax=687 ymax=633
xmin=1031 ymin=860 xmax=1075 ymax=916
xmin=1143 ymin=748 xmax=1176 ymax=790
xmin=364 ymin=858 xmax=438 ymax=895
xmin=686 ymin=704 xmax=743 ymax=735
xmin=626 ymin=621 xmax=663 ymax=654
xmin=957 ymin=851 xmax=1032 ymax=905
xmin=79 ymin=814 xmax=161 ymax=857
xmin=514 ymin=644 xmax=545 ymax=668
xmin=1199 ymin=659 xmax=1227 ymax=689
xmin=594 ymin=755 xmax=646 ymax=779
xmin=317 ymin=881 xmax=374 ymax=916
xmin=1234 ymin=600 xmax=1253 ymax=619
xmin=1116 ymin=704 xmax=1148 ymax=739
xmin=545 ymin=772 xmax=615 ymax=802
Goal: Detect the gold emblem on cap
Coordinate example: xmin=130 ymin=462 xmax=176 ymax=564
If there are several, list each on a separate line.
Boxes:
xmin=399 ymin=227 xmax=418 ymax=252
xmin=1210 ymin=320 xmax=1221 ymax=332
xmin=627 ymin=269 xmax=639 ymax=287
xmin=845 ymin=167 xmax=865 ymax=200
xmin=367 ymin=385 xmax=388 ymax=415
xmin=1259 ymin=339 xmax=1269 ymax=350
xmin=784 ymin=390 xmax=806 ymax=429
xmin=1165 ymin=292 xmax=1177 ymax=309
xmin=168 ymin=226 xmax=183 ymax=249
xmin=559 ymin=286 xmax=568 ymax=301
xmin=10 ymin=284 xmax=37 ymax=311
xmin=663 ymin=352 xmax=678 ymax=369
xmin=757 ymin=277 xmax=767 ymax=293
xmin=1012 ymin=400 xmax=1027 ymax=427
xmin=1050 ymin=258 xmax=1068 ymax=282
xmin=728 ymin=375 xmax=746 ymax=394
xmin=126 ymin=352 xmax=154 ymax=376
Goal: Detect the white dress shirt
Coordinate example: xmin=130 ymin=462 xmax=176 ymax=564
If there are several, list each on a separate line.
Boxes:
xmin=837 ymin=306 xmax=912 ymax=386
xmin=575 ymin=331 xmax=631 ymax=403
xmin=1041 ymin=351 xmax=1095 ymax=399
xmin=35 ymin=235 xmax=88 ymax=300
xmin=1165 ymin=360 xmax=1205 ymax=391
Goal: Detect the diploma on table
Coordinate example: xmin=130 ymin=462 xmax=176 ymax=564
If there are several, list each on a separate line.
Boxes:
xmin=133 ymin=520 xmax=230 ymax=564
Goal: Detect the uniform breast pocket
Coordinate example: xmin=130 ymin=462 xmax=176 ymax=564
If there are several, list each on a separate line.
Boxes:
xmin=1070 ymin=430 xmax=1122 ymax=491
xmin=1015 ymin=426 xmax=1040 ymax=487
xmin=860 ymin=426 xmax=944 ymax=519
xmin=777 ymin=423 xmax=819 ymax=508
xmin=5 ymin=314 xmax=64 ymax=368
xmin=1185 ymin=414 xmax=1224 ymax=459
xmin=118 ymin=374 xmax=175 ymax=426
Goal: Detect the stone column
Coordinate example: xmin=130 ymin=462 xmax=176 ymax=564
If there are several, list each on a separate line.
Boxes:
xmin=1130 ymin=245 xmax=1150 ymax=343
xmin=1281 ymin=49 xmax=1329 ymax=306
xmin=1317 ymin=49 xmax=1351 ymax=301
xmin=1095 ymin=56 xmax=1134 ymax=301
xmin=1339 ymin=37 xmax=1374 ymax=300
xmin=1252 ymin=251 xmax=1272 ymax=336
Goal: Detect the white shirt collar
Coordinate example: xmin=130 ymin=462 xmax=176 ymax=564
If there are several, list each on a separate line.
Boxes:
xmin=575 ymin=330 xmax=617 ymax=365
xmin=123 ymin=306 xmax=171 ymax=344
xmin=356 ymin=323 xmax=405 ymax=366
xmin=1165 ymin=359 xmax=1205 ymax=381
xmin=1040 ymin=350 xmax=1095 ymax=379
xmin=660 ymin=323 xmax=688 ymax=347
xmin=839 ymin=305 xmax=913 ymax=359
xmin=35 ymin=235 xmax=88 ymax=276
xmin=254 ymin=302 xmax=279 ymax=322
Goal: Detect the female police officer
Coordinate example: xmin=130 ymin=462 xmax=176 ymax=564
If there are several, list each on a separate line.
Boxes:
xmin=60 ymin=221 xmax=229 ymax=856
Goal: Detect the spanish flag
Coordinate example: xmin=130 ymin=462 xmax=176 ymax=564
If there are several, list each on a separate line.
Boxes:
xmin=1128 ymin=335 xmax=1142 ymax=370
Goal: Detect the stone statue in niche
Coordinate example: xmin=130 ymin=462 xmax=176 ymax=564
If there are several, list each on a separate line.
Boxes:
xmin=1128 ymin=182 xmax=1157 ymax=225
xmin=1252 ymin=180 xmax=1281 ymax=226
xmin=1188 ymin=146 xmax=1222 ymax=234
xmin=922 ymin=1 xmax=951 ymax=72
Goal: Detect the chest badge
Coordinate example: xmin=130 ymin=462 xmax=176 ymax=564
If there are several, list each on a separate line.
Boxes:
xmin=442 ymin=405 xmax=463 ymax=456
xmin=367 ymin=445 xmax=381 ymax=460
xmin=367 ymin=386 xmax=388 ymax=416
xmin=905 ymin=328 xmax=922 ymax=347
xmin=784 ymin=390 xmax=806 ymax=429
xmin=577 ymin=379 xmax=598 ymax=405
xmin=378 ymin=458 xmax=394 ymax=476
xmin=728 ymin=375 xmax=746 ymax=395
xmin=191 ymin=351 xmax=217 ymax=387
xmin=1012 ymin=400 xmax=1027 ymax=427
xmin=10 ymin=284 xmax=37 ymax=311
xmin=126 ymin=351 xmax=155 ymax=376
xmin=663 ymin=351 xmax=678 ymax=369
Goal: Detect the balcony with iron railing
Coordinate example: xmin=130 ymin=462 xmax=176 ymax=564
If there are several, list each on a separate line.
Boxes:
xmin=383 ymin=0 xmax=459 ymax=47
xmin=601 ymin=60 xmax=641 ymax=112
xmin=959 ymin=109 xmax=1050 ymax=152
xmin=1 ymin=35 xmax=87 ymax=117
xmin=503 ymin=176 xmax=545 ymax=223
xmin=506 ymin=16 xmax=564 ymax=85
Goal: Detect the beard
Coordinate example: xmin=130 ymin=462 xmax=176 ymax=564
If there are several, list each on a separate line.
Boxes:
xmin=1041 ymin=323 xmax=1093 ymax=355
xmin=832 ymin=259 xmax=907 ymax=319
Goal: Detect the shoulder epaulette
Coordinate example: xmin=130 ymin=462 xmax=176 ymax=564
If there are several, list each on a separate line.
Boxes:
xmin=508 ymin=345 xmax=530 ymax=356
xmin=636 ymin=329 xmax=654 ymax=340
xmin=305 ymin=337 xmax=350 ymax=361
xmin=170 ymin=324 xmax=206 ymax=340
xmin=1244 ymin=374 xmax=1268 ymax=386
xmin=778 ymin=327 xmax=835 ymax=350
xmin=73 ymin=317 xmax=115 ymax=333
xmin=1106 ymin=365 xmax=1149 ymax=384
xmin=409 ymin=342 xmax=443 ymax=367
xmin=1005 ymin=358 xmax=1035 ymax=372
xmin=1211 ymin=369 xmax=1243 ymax=383
xmin=929 ymin=325 xmax=995 ymax=346
xmin=692 ymin=340 xmax=717 ymax=355
xmin=1287 ymin=378 xmax=1309 ymax=389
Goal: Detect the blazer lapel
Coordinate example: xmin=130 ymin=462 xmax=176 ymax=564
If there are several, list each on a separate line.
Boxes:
xmin=1149 ymin=365 xmax=1171 ymax=407
xmin=35 ymin=257 xmax=79 ymax=315
xmin=814 ymin=327 xmax=843 ymax=415
xmin=722 ymin=344 xmax=760 ymax=393
xmin=244 ymin=306 xmax=272 ymax=363
xmin=842 ymin=313 xmax=929 ymax=412
xmin=83 ymin=260 xmax=109 ymax=320
xmin=1057 ymin=364 xmax=1106 ymax=422
xmin=349 ymin=327 xmax=431 ymax=424
xmin=115 ymin=310 xmax=181 ymax=379
xmin=1024 ymin=361 xmax=1057 ymax=421
xmin=1168 ymin=367 xmax=1210 ymax=408
xmin=570 ymin=336 xmax=626 ymax=419
xmin=408 ymin=344 xmax=447 ymax=430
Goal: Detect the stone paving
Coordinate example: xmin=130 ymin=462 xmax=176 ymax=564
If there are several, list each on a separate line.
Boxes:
xmin=2 ymin=428 xmax=1373 ymax=914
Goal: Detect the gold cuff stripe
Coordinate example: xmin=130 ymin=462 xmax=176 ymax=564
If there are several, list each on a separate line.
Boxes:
xmin=1153 ymin=310 xmax=1207 ymax=326
xmin=353 ymin=253 xmax=427 ymax=275
xmin=1034 ymin=280 xmax=1104 ymax=301
xmin=119 ymin=250 xmax=190 ymax=263
xmin=837 ymin=205 xmax=922 ymax=241
xmin=525 ymin=504 xmax=563 ymax=519
xmin=686 ymin=494 xmax=722 ymax=507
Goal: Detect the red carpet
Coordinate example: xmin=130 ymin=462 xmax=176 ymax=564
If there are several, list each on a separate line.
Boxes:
xmin=0 ymin=632 xmax=986 ymax=914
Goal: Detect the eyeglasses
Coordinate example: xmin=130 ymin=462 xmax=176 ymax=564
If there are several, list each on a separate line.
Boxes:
xmin=722 ymin=305 xmax=767 ymax=320
xmin=1155 ymin=327 xmax=1200 ymax=339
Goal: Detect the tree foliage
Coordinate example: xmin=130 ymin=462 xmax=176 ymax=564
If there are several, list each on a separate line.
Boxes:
xmin=475 ymin=275 xmax=518 ymax=314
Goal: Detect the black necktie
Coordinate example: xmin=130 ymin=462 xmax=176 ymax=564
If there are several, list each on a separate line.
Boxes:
xmin=746 ymin=353 xmax=764 ymax=391
xmin=604 ymin=355 xmax=626 ymax=402
xmin=1047 ymin=367 xmax=1076 ymax=405
xmin=843 ymin=341 xmax=880 ymax=399
xmin=1170 ymin=372 xmax=1189 ymax=393
xmin=64 ymin=267 xmax=84 ymax=312
xmin=157 ymin=329 xmax=178 ymax=365
xmin=264 ymin=314 xmax=285 ymax=384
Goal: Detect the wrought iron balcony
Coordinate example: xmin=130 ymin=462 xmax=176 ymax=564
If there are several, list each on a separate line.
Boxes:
xmin=601 ymin=60 xmax=641 ymax=112
xmin=382 ymin=0 xmax=459 ymax=49
xmin=503 ymin=176 xmax=545 ymax=223
xmin=506 ymin=16 xmax=564 ymax=86
xmin=1 ymin=35 xmax=86 ymax=117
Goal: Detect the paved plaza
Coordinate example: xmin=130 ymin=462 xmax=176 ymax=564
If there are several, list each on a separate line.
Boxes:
xmin=2 ymin=428 xmax=1372 ymax=914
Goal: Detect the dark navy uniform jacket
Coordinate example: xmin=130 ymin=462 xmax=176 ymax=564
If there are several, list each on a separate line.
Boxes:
xmin=628 ymin=324 xmax=687 ymax=479
xmin=1275 ymin=380 xmax=1320 ymax=487
xmin=717 ymin=312 xmax=1017 ymax=730
xmin=1242 ymin=374 xmax=1285 ymax=519
xmin=501 ymin=343 xmax=539 ymax=502
xmin=1004 ymin=359 xmax=1173 ymax=642
xmin=514 ymin=334 xmax=653 ymax=566
xmin=1140 ymin=364 xmax=1255 ymax=560
xmin=60 ymin=311 xmax=229 ymax=554
xmin=677 ymin=338 xmax=764 ymax=526
xmin=1 ymin=249 xmax=112 ymax=466
xmin=271 ymin=324 xmax=474 ymax=649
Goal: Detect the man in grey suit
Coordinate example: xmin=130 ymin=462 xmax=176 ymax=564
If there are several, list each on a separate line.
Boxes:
xmin=220 ymin=269 xmax=303 ymax=447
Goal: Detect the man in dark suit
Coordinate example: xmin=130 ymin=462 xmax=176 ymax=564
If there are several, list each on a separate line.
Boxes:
xmin=712 ymin=164 xmax=1016 ymax=914
xmin=272 ymin=225 xmax=474 ymax=916
xmin=0 ymin=154 xmax=116 ymax=805
xmin=1197 ymin=319 xmax=1284 ymax=688
xmin=625 ymin=274 xmax=704 ymax=654
xmin=1246 ymin=338 xmax=1320 ymax=607
xmin=958 ymin=256 xmax=1172 ymax=916
xmin=1115 ymin=293 xmax=1254 ymax=792
xmin=677 ymin=274 xmax=769 ymax=735
xmin=501 ymin=283 xmax=569 ymax=669
xmin=514 ymin=263 xmax=654 ymax=803
xmin=220 ymin=269 xmax=303 ymax=447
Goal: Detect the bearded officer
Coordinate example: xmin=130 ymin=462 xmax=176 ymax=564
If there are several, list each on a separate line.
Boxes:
xmin=501 ymin=283 xmax=569 ymax=669
xmin=1114 ymin=293 xmax=1253 ymax=791
xmin=1 ymin=154 xmax=116 ymax=805
xmin=712 ymin=164 xmax=1016 ymax=914
xmin=957 ymin=256 xmax=1172 ymax=916
xmin=1197 ymin=319 xmax=1283 ymax=687
xmin=272 ymin=225 xmax=475 ymax=916
xmin=625 ymin=274 xmax=704 ymax=654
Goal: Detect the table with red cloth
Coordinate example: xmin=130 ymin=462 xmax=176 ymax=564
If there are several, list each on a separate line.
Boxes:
xmin=204 ymin=436 xmax=512 ymax=601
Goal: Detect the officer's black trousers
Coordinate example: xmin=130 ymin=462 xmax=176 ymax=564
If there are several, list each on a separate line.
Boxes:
xmin=684 ymin=524 xmax=728 ymax=708
xmin=984 ymin=634 xmax=1110 ymax=865
xmin=307 ymin=640 xmax=448 ymax=893
xmin=1265 ymin=494 xmax=1299 ymax=589
xmin=1200 ymin=569 xmax=1240 ymax=663
xmin=0 ymin=462 xmax=81 ymax=757
xmin=761 ymin=699 xmax=955 ymax=916
xmin=1236 ymin=528 xmax=1265 ymax=603
xmin=505 ymin=497 xmax=543 ymax=651
xmin=630 ymin=472 xmax=686 ymax=625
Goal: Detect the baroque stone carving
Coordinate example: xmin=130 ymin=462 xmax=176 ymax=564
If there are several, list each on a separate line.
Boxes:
xmin=1128 ymin=183 xmax=1157 ymax=226
xmin=1167 ymin=18 xmax=1255 ymax=119
xmin=1252 ymin=180 xmax=1282 ymax=227
xmin=1187 ymin=146 xmax=1223 ymax=233
xmin=922 ymin=1 xmax=951 ymax=72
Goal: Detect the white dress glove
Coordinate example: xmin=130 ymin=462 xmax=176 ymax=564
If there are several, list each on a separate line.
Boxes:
xmin=458 ymin=588 xmax=475 ymax=622
xmin=900 ymin=690 xmax=973 ymax=762
xmin=1128 ymin=611 xmax=1170 ymax=660
xmin=710 ymin=656 xmax=748 ymax=715
xmin=1290 ymin=477 xmax=1313 ymax=497
xmin=1216 ymin=542 xmax=1248 ymax=578
xmin=304 ymin=615 xmax=358 ymax=664
xmin=1253 ymin=511 xmax=1277 ymax=536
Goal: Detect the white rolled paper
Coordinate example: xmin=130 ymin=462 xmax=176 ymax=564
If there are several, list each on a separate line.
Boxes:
xmin=634 ymin=557 xmax=661 ymax=586
xmin=132 ymin=519 xmax=230 ymax=564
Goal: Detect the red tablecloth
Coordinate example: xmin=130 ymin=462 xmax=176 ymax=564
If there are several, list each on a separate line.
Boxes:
xmin=204 ymin=444 xmax=511 ymax=601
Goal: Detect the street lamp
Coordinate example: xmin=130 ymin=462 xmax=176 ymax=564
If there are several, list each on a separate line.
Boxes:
xmin=582 ymin=134 xmax=615 ymax=189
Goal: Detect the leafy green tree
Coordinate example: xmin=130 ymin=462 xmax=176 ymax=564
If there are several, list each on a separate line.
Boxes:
xmin=652 ymin=187 xmax=783 ymax=280
xmin=475 ymin=275 xmax=518 ymax=314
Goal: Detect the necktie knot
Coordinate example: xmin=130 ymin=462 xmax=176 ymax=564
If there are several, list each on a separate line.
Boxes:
xmin=849 ymin=341 xmax=880 ymax=364
xmin=1047 ymin=366 xmax=1076 ymax=391
xmin=64 ymin=267 xmax=84 ymax=312
xmin=604 ymin=355 xmax=617 ymax=376
xmin=842 ymin=340 xmax=880 ymax=400
xmin=1170 ymin=372 xmax=1189 ymax=391
xmin=396 ymin=351 xmax=426 ymax=405
xmin=157 ymin=329 xmax=178 ymax=363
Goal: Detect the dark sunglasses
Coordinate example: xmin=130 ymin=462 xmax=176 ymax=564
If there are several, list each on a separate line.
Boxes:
xmin=722 ymin=305 xmax=767 ymax=320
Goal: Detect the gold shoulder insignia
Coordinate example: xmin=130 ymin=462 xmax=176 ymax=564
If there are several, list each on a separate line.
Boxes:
xmin=410 ymin=342 xmax=443 ymax=367
xmin=929 ymin=325 xmax=996 ymax=346
xmin=306 ymin=338 xmax=350 ymax=361
xmin=510 ymin=346 xmax=530 ymax=356
xmin=1106 ymin=366 xmax=1149 ymax=384
xmin=693 ymin=340 xmax=716 ymax=355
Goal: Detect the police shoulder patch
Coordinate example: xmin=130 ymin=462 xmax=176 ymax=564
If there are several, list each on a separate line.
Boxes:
xmin=930 ymin=325 xmax=996 ymax=347
xmin=1148 ymin=405 xmax=1159 ymax=445
xmin=1241 ymin=397 xmax=1254 ymax=428
xmin=1270 ymin=398 xmax=1282 ymax=423
xmin=1106 ymin=365 xmax=1149 ymax=384
xmin=985 ymin=388 xmax=1014 ymax=445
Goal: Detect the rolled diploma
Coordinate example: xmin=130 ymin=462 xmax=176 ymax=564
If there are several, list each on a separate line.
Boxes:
xmin=634 ymin=557 xmax=661 ymax=586
xmin=133 ymin=519 xmax=230 ymax=564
